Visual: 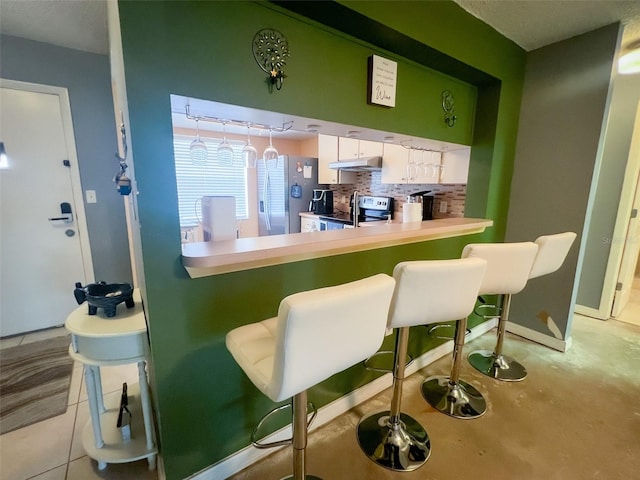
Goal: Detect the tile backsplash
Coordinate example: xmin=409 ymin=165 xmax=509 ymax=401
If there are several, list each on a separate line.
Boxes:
xmin=329 ymin=171 xmax=466 ymax=220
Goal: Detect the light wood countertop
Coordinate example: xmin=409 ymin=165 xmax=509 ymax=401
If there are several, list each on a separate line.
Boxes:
xmin=182 ymin=217 xmax=492 ymax=277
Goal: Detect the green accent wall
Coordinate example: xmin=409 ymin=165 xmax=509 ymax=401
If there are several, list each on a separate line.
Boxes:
xmin=116 ymin=1 xmax=525 ymax=478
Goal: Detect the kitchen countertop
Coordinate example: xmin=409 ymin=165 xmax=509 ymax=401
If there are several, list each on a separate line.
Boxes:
xmin=182 ymin=217 xmax=493 ymax=278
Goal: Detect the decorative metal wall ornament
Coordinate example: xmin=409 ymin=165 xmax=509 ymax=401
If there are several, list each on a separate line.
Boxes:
xmin=441 ymin=90 xmax=457 ymax=127
xmin=252 ymin=28 xmax=290 ymax=92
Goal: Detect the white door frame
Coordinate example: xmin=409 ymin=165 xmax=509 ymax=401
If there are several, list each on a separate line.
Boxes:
xmin=576 ymin=101 xmax=640 ymax=319
xmin=1 ymin=78 xmax=94 ymax=283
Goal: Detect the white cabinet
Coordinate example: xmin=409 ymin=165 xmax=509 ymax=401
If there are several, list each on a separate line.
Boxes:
xmin=416 ymin=151 xmax=444 ymax=184
xmin=381 ymin=143 xmax=410 ymax=184
xmin=318 ymin=134 xmax=356 ymax=184
xmin=300 ymin=215 xmax=320 ymax=233
xmin=381 ymin=145 xmax=470 ymax=185
xmin=440 ymin=148 xmax=470 ymax=184
xmin=338 ymin=137 xmax=383 ymax=160
xmin=381 ymin=145 xmax=440 ymax=184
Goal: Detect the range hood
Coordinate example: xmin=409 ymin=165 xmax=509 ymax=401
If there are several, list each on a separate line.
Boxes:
xmin=328 ymin=156 xmax=383 ymax=171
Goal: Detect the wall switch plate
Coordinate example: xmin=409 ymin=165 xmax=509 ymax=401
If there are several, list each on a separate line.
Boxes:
xmin=440 ymin=201 xmax=447 ymax=213
xmin=85 ymin=190 xmax=97 ymax=204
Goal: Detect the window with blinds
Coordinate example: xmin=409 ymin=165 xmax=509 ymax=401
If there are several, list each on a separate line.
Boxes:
xmin=173 ymin=135 xmax=248 ymax=227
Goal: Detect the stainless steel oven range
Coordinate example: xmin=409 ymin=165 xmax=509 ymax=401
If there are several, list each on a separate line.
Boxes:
xmin=318 ymin=194 xmax=394 ymax=230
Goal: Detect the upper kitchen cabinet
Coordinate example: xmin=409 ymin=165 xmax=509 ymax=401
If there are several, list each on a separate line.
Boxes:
xmin=381 ymin=144 xmax=470 ymax=185
xmin=338 ymin=137 xmax=383 ymax=160
xmin=440 ymin=148 xmax=471 ymax=184
xmin=382 ymin=145 xmax=443 ymax=184
xmin=381 ymin=143 xmax=410 ymax=183
xmin=318 ymin=134 xmax=356 ymax=184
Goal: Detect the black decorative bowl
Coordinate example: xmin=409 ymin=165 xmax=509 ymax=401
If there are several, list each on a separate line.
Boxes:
xmin=74 ymin=281 xmax=134 ymax=317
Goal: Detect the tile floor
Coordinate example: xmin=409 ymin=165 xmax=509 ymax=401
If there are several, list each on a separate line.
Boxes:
xmin=0 ymin=327 xmax=158 ymax=480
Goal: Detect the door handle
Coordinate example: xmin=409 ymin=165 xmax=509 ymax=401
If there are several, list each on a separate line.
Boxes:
xmin=48 ymin=202 xmax=73 ymax=224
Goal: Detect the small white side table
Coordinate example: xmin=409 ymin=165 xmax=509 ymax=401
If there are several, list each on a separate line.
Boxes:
xmin=65 ymin=289 xmax=157 ymax=471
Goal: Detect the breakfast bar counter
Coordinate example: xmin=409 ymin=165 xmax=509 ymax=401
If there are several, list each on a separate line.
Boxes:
xmin=182 ymin=217 xmax=493 ymax=278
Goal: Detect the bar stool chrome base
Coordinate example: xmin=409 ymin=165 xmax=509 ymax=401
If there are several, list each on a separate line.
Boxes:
xmin=468 ymin=350 xmax=527 ymax=382
xmin=421 ymin=376 xmax=487 ymax=419
xmin=357 ymin=411 xmax=431 ymax=472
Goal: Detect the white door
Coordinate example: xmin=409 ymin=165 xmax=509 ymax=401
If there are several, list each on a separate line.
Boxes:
xmin=612 ymin=173 xmax=640 ymax=318
xmin=612 ymin=103 xmax=640 ymax=318
xmin=0 ymin=82 xmax=93 ymax=337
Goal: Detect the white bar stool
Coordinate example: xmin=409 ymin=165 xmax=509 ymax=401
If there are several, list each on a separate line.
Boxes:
xmin=225 ymin=274 xmax=395 ymax=480
xmin=528 ymin=232 xmax=576 ymax=280
xmin=463 ymin=241 xmax=539 ymax=381
xmin=419 ymin=256 xmax=491 ymax=419
xmin=357 ymin=258 xmax=487 ymax=471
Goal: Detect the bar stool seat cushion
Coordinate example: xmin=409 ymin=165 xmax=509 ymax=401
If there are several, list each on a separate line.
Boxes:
xmin=226 ymin=274 xmax=396 ymax=403
xmin=225 ymin=317 xmax=278 ymax=398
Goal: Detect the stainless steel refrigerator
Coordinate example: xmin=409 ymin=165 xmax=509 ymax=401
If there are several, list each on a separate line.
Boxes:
xmin=257 ymin=155 xmax=321 ymax=236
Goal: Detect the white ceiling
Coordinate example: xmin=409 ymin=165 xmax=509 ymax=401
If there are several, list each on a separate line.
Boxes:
xmin=2 ymin=0 xmax=640 ymax=56
xmin=0 ymin=0 xmax=108 ymax=55
xmin=452 ymin=0 xmax=640 ymax=50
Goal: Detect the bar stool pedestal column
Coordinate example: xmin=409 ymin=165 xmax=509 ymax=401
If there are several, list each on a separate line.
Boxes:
xmin=468 ymin=293 xmax=528 ymax=382
xmin=357 ymin=327 xmax=431 ymax=471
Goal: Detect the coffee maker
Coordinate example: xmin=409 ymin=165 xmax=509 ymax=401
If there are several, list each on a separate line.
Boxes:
xmin=310 ymin=189 xmax=334 ymax=215
xmin=408 ymin=190 xmax=434 ymax=220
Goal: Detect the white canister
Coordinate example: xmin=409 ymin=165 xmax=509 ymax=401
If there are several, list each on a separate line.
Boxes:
xmin=402 ymin=202 xmax=423 ymax=223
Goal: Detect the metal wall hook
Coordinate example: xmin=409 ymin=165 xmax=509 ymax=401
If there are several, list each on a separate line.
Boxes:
xmin=268 ymin=69 xmax=286 ymax=91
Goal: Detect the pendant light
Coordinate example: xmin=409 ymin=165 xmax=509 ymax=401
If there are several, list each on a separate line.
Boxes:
xmin=263 ymin=128 xmax=279 ymax=167
xmin=242 ymin=123 xmax=258 ymax=168
xmin=189 ymin=118 xmax=208 ymax=165
xmin=217 ymin=121 xmax=234 ymax=166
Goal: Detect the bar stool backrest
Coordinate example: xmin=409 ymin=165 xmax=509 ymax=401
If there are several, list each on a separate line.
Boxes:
xmin=269 ymin=274 xmax=395 ymax=402
xmin=388 ymin=258 xmax=487 ymax=329
xmin=462 ymin=242 xmax=539 ymax=295
xmin=529 ymin=232 xmax=577 ymax=280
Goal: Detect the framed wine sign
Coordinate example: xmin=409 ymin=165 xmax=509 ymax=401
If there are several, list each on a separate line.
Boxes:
xmin=367 ymin=54 xmax=397 ymax=107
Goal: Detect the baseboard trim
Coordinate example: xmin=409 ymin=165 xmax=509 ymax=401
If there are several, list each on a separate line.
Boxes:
xmin=157 ymin=454 xmax=166 ymax=480
xmin=187 ymin=319 xmax=498 ymax=480
xmin=574 ymin=304 xmax=608 ymax=320
xmin=505 ymin=322 xmax=572 ymax=352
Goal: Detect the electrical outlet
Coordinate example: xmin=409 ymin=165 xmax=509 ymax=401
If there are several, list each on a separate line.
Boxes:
xmin=439 ymin=201 xmax=447 ymax=213
xmin=86 ymin=190 xmax=97 ymax=204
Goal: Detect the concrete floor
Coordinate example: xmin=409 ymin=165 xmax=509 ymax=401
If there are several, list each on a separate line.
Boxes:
xmin=229 ymin=314 xmax=640 ymax=480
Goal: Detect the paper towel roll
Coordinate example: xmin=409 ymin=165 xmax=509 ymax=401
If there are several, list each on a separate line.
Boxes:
xmin=402 ymin=203 xmax=422 ymax=223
